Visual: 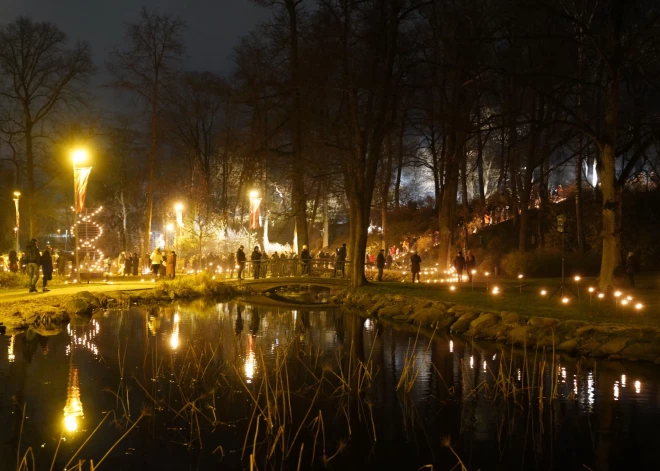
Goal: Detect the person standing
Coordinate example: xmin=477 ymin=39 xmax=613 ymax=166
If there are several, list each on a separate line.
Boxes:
xmin=124 ymin=252 xmax=132 ymax=277
xmin=251 ymin=246 xmax=262 ymax=279
xmin=25 ymin=238 xmax=41 ymax=293
xmin=237 ymin=245 xmax=247 ymax=280
xmin=465 ymin=250 xmax=476 ymax=282
xmin=132 ymin=253 xmax=139 ymax=276
xmin=118 ymin=252 xmax=126 ymax=276
xmin=41 ymin=245 xmax=53 ymax=292
xmin=334 ymin=243 xmax=347 ymax=278
xmin=376 ymin=249 xmax=386 ymax=282
xmin=166 ymin=251 xmax=177 ymax=279
xmin=301 ymin=245 xmax=311 ymax=275
xmin=626 ymin=252 xmax=639 ymax=287
xmin=410 ymin=251 xmax=422 ymax=283
xmin=150 ymin=247 xmax=164 ymax=277
xmin=453 ymin=251 xmax=466 ymax=282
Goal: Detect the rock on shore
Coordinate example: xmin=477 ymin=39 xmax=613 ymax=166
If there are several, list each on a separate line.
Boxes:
xmin=335 ymin=290 xmax=660 ymax=364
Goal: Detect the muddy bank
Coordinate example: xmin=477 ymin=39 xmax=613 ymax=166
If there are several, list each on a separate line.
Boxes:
xmin=336 ymin=290 xmax=660 ymax=364
xmin=0 ymin=282 xmax=247 ymax=335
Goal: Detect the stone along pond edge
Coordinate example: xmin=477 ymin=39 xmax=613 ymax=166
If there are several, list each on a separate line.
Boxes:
xmin=334 ymin=290 xmax=660 ymax=364
xmin=3 ymin=281 xmax=660 ymax=365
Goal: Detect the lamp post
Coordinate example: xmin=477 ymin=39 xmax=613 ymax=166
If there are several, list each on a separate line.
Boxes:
xmin=13 ymin=191 xmax=20 ymax=254
xmin=248 ymin=190 xmax=260 ymax=251
xmin=72 ymin=149 xmax=88 ymax=281
xmin=174 ymin=203 xmax=183 ymax=254
xmin=167 ymin=223 xmax=175 ymax=248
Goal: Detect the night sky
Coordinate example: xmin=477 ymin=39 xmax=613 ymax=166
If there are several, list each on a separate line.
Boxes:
xmin=5 ymin=0 xmax=270 ymax=110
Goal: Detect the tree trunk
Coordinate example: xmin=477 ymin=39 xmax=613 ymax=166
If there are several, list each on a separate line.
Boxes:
xmin=287 ymin=0 xmax=308 ymax=253
xmin=120 ymin=190 xmax=128 ymax=252
xmin=598 ymin=0 xmax=623 ymax=293
xmin=394 ymin=159 xmax=403 ymax=209
xmin=461 ymin=147 xmax=469 ymax=250
xmin=381 ymin=134 xmax=394 ymax=249
xmin=24 ymin=117 xmax=35 ymax=239
xmin=143 ymin=80 xmax=159 ymax=265
xmin=438 ymin=131 xmax=462 ymax=268
xmin=323 ymin=196 xmax=329 ymax=248
xmin=575 ymin=133 xmax=586 ymax=255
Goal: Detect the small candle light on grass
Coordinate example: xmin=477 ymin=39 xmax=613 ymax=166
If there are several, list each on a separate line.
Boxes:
xmin=450 ymin=285 xmax=456 ymax=291
xmin=492 ymin=286 xmax=499 ymax=295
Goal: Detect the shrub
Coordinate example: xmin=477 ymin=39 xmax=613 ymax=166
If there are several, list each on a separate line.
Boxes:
xmin=0 ymin=271 xmax=29 ymax=289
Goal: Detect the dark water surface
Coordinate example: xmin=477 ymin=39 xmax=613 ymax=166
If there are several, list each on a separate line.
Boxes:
xmin=1 ymin=300 xmax=660 ymax=470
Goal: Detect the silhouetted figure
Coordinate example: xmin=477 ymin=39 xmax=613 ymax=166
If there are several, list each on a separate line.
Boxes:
xmin=237 ymin=245 xmax=247 ymax=280
xmin=376 ymin=249 xmax=386 ymax=281
xmin=453 ymin=251 xmax=466 ymax=282
xmin=410 ymin=251 xmax=422 ymax=283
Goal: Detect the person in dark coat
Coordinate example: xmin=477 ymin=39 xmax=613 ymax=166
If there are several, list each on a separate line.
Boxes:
xmin=40 ymin=245 xmax=53 ymax=292
xmin=166 ymin=251 xmax=177 ymax=279
xmin=124 ymin=253 xmax=132 ymax=277
xmin=453 ymin=251 xmax=466 ymax=282
xmin=237 ymin=245 xmax=247 ymax=280
xmin=25 ymin=239 xmax=41 ymax=293
xmin=626 ymin=251 xmax=639 ymax=287
xmin=301 ymin=245 xmax=311 ymax=275
xmin=251 ymin=246 xmax=262 ymax=279
xmin=334 ymin=243 xmax=347 ymax=278
xmin=131 ymin=253 xmax=139 ymax=275
xmin=465 ymin=250 xmax=476 ymax=282
xmin=376 ymin=249 xmax=386 ymax=282
xmin=410 ymin=251 xmax=422 ymax=283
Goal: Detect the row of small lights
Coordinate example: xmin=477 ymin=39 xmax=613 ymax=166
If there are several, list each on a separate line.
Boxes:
xmin=403 ymin=270 xmax=645 ymax=310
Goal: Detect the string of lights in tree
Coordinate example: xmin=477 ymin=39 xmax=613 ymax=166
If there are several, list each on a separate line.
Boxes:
xmin=69 ymin=206 xmax=105 ymax=273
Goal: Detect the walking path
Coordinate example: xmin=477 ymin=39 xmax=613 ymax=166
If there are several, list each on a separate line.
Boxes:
xmin=0 ymin=281 xmax=153 ymax=304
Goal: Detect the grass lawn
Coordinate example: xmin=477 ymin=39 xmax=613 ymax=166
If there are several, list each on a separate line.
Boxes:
xmin=359 ymin=273 xmax=660 ymax=327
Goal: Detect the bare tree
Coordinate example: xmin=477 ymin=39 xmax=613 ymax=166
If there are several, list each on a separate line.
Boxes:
xmin=108 ymin=7 xmax=184 ymax=264
xmin=0 ymin=17 xmax=94 ymax=237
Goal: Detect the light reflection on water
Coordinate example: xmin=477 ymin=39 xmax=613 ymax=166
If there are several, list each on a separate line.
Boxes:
xmin=0 ymin=301 xmax=659 ymax=470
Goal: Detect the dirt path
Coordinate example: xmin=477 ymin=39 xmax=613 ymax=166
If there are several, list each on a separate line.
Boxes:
xmin=0 ymin=281 xmax=153 ymax=304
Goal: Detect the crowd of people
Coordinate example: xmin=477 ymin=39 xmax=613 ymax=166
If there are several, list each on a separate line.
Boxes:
xmin=0 ymin=239 xmax=56 ymax=293
xmin=234 ymin=243 xmax=349 ymax=280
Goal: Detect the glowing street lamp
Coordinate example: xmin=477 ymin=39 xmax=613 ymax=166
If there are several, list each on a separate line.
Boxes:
xmin=574 ymin=276 xmax=581 ymax=298
xmin=518 ymin=274 xmax=523 ymax=295
xmin=72 ymin=148 xmax=89 ymax=281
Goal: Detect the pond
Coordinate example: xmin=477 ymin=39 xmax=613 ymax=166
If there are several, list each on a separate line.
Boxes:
xmin=1 ymin=300 xmax=659 ymax=470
